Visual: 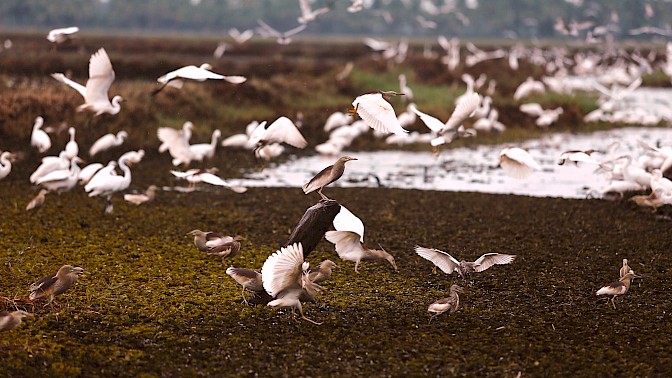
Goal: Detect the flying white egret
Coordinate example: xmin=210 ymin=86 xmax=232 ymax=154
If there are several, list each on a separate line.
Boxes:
xmin=351 ymin=91 xmax=408 ymax=136
xmin=323 ymin=111 xmax=353 ymax=133
xmin=499 ymin=147 xmax=541 ymax=179
xmin=31 ymin=116 xmax=51 ymax=153
xmin=325 ymin=206 xmax=397 ymax=272
xmin=261 ymin=243 xmax=323 ymax=325
xmin=228 ymin=28 xmax=254 ymax=44
xmin=415 ymin=246 xmax=516 ymax=279
xmin=558 ymin=149 xmax=600 ymax=166
xmin=153 ymin=64 xmax=246 ymax=95
xmin=513 ymin=77 xmax=546 ymax=101
xmin=298 ymin=0 xmax=330 ymax=24
xmin=46 ymin=26 xmax=79 ymax=44
xmin=248 ymin=117 xmax=308 ymax=150
xmin=51 ymin=48 xmax=123 ymax=116
xmin=171 ymin=168 xmax=247 ymax=193
xmin=158 ymin=121 xmax=194 ymax=166
xmin=519 ymin=103 xmax=564 ymax=128
xmin=256 ymin=19 xmax=306 ymax=45
xmin=89 ymin=130 xmax=128 ymax=156
xmin=412 ymin=93 xmax=481 ymax=138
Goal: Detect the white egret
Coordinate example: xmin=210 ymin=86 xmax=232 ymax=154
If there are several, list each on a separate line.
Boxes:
xmin=189 ymin=130 xmax=221 ymax=162
xmin=351 ymin=91 xmax=408 ymax=136
xmin=261 ymin=243 xmax=323 ymax=325
xmin=256 ymin=19 xmax=306 ymax=45
xmin=31 ymin=116 xmax=51 ymax=153
xmin=0 ymin=152 xmax=15 ymax=180
xmin=412 ymin=93 xmax=481 ymax=139
xmin=36 ymin=157 xmax=83 ymax=192
xmin=29 ymin=151 xmax=70 ymax=184
xmin=519 ymin=103 xmax=564 ymax=128
xmin=89 ymin=130 xmax=128 ymax=156
xmin=513 ymin=77 xmax=546 ymax=101
xmin=323 ymin=111 xmax=353 ymax=133
xmin=415 ymin=246 xmax=516 ymax=279
xmin=85 ymin=155 xmax=134 ymax=213
xmin=499 ymin=147 xmax=541 ymax=179
xmin=298 ymin=0 xmax=330 ymax=24
xmin=158 ymin=121 xmax=193 ymax=166
xmin=154 ymin=64 xmax=246 ymax=95
xmin=558 ymin=149 xmax=600 ymax=166
xmin=78 ymin=162 xmax=104 ymax=185
xmin=228 ymin=28 xmax=254 ymax=44
xmin=398 ymin=74 xmax=414 ymax=100
xmin=171 ymin=169 xmax=247 ymax=193
xmin=51 ymin=48 xmax=123 ymax=116
xmin=248 ymin=117 xmax=308 ymax=149
xmin=46 ymin=26 xmax=79 ymax=44
xmin=65 ymin=127 xmax=78 ymax=160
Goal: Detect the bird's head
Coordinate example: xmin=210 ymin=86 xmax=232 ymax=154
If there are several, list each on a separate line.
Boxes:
xmin=71 ymin=266 xmax=89 ymax=275
xmin=17 ymin=311 xmax=34 ymax=320
xmin=379 ymin=90 xmax=404 ymax=99
xmin=321 ymin=260 xmax=338 ymax=270
xmin=450 ymin=285 xmax=463 ymax=293
xmin=187 ymin=230 xmax=205 ymax=237
xmin=339 ymin=156 xmax=358 ymax=163
xmin=233 ymin=235 xmax=246 ymax=242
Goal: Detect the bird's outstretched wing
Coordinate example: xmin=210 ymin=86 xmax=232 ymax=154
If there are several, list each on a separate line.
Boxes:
xmin=353 ymin=93 xmax=407 ymax=136
xmin=414 ymin=246 xmax=460 ymax=274
xmin=332 ymin=205 xmax=364 ymax=242
xmin=325 ymin=230 xmax=363 ymax=261
xmin=473 ymin=253 xmax=516 ymax=272
xmin=443 ymin=92 xmax=481 ymax=132
xmin=500 ymin=147 xmax=541 ymax=179
xmin=51 ymin=73 xmax=87 ymax=98
xmin=261 ymin=243 xmax=305 ymax=297
xmin=85 ymin=48 xmax=115 ymax=105
xmin=263 ymin=116 xmax=308 ymax=148
xmin=411 ymin=105 xmax=445 ymax=133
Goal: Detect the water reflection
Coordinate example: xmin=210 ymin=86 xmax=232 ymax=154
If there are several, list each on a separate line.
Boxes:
xmin=238 ymin=127 xmax=672 ymax=199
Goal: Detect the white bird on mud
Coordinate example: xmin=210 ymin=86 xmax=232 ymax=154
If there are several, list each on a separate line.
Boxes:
xmin=0 ymin=151 xmax=16 ymax=180
xmin=85 ymin=155 xmax=134 ymax=213
xmin=261 ymin=243 xmax=323 ymax=325
xmin=46 ymin=26 xmax=79 ymax=44
xmin=51 ymin=48 xmax=123 ymax=116
xmin=89 ymin=131 xmax=128 ymax=156
xmin=154 ymin=64 xmax=246 ymax=95
xmin=189 ymin=129 xmax=221 ymax=162
xmin=325 ymin=206 xmax=397 ymax=272
xmin=499 ymin=147 xmax=541 ymax=179
xmin=519 ymin=103 xmax=563 ymax=128
xmin=596 ymin=271 xmax=638 ymax=309
xmin=36 ymin=156 xmax=83 ymax=192
xmin=29 ymin=151 xmax=70 ymax=184
xmin=248 ymin=117 xmax=308 ymax=150
xmin=415 ymin=246 xmax=516 ymax=279
xmin=513 ymin=77 xmax=546 ymax=101
xmin=65 ymin=127 xmax=79 ymax=160
xmin=31 ymin=116 xmax=51 ymax=153
xmin=351 ymin=91 xmax=408 ymax=136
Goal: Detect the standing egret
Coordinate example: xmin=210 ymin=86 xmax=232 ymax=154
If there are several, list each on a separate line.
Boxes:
xmin=29 ymin=151 xmax=70 ymax=184
xmin=351 ymin=91 xmax=408 ymax=136
xmin=325 ymin=206 xmax=397 ymax=272
xmin=303 ymin=156 xmax=357 ymax=200
xmin=499 ymin=147 xmax=541 ymax=179
xmin=89 ymin=131 xmax=128 ymax=156
xmin=189 ymin=130 xmax=221 ymax=162
xmin=65 ymin=127 xmax=79 ymax=160
xmin=31 ymin=116 xmax=51 ymax=153
xmin=85 ymin=155 xmax=134 ymax=213
xmin=0 ymin=151 xmax=15 ymax=180
xmin=415 ymin=246 xmax=516 ymax=279
xmin=36 ymin=157 xmax=83 ymax=192
xmin=153 ymin=64 xmax=246 ymax=95
xmin=51 ymin=48 xmax=123 ymax=116
xmin=261 ymin=243 xmax=323 ymax=325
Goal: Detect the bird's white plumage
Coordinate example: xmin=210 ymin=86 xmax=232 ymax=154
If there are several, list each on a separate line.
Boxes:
xmin=157 ymin=64 xmax=247 ymax=85
xmin=261 ymin=243 xmax=305 ymax=297
xmin=411 ymin=106 xmax=446 ymax=133
xmin=414 ymin=246 xmax=460 ymax=274
xmin=352 ymin=93 xmax=408 ymax=136
xmin=31 ymin=116 xmax=51 ymax=153
xmin=443 ymin=92 xmax=482 ymax=132
xmin=325 ymin=230 xmax=365 ymax=261
xmin=332 ymin=205 xmax=364 ymax=242
xmin=78 ymin=163 xmax=104 ymax=184
xmin=473 ymin=253 xmax=517 ymax=272
xmin=47 ymin=27 xmax=79 ymax=43
xmin=499 ymin=147 xmax=541 ymax=179
xmin=89 ymin=131 xmax=127 ymax=156
xmin=249 ymin=117 xmax=307 ymax=148
xmin=519 ymin=103 xmax=544 ymax=117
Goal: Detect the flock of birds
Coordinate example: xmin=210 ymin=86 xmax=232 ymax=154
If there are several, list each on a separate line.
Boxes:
xmin=2 ymin=2 xmax=671 ymax=329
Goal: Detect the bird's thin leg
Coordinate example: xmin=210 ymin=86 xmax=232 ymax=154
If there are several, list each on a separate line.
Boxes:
xmin=317 ymin=188 xmax=329 ymax=200
xmin=240 ymin=287 xmax=248 ymax=305
xmin=611 ymin=296 xmax=617 ymax=310
xmin=354 ymin=261 xmax=360 ymax=273
xmin=298 ymin=304 xmax=322 ymax=325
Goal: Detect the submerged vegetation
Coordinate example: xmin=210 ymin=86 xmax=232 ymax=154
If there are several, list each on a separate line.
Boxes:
xmin=1 ymin=34 xmax=672 ymax=376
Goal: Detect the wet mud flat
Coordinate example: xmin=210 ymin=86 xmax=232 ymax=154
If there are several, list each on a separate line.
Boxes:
xmin=1 ymin=181 xmax=671 ymax=377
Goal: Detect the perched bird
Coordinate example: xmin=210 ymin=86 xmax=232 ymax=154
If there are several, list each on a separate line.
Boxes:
xmin=0 ymin=151 xmax=15 ymax=180
xmin=89 ymin=131 xmax=128 ymax=156
xmin=261 ymin=243 xmax=323 ymax=325
xmin=154 ymin=64 xmax=246 ymax=95
xmin=428 ymin=284 xmax=462 ymax=321
xmin=26 ymin=189 xmax=49 ymax=211
xmin=286 ymin=199 xmax=342 ymax=258
xmin=226 ymin=267 xmax=264 ymax=304
xmin=0 ymin=311 xmax=33 ymax=332
xmin=31 ymin=116 xmax=51 ymax=153
xmin=46 ymin=26 xmax=79 ymax=44
xmin=351 ymin=91 xmax=408 ymax=136
xmin=596 ymin=271 xmax=638 ymax=309
xmin=51 ymin=48 xmax=123 ymax=116
xmin=499 ymin=147 xmax=541 ymax=179
xmin=307 ymin=260 xmax=337 ymax=284
xmin=303 ymin=156 xmax=357 ymax=200
xmin=620 ymin=259 xmax=630 ymax=280
xmin=123 ymin=185 xmax=158 ymax=205
xmin=325 ymin=206 xmax=397 ymax=272
xmin=29 ymin=265 xmax=88 ymax=303
xmin=415 ymin=246 xmax=516 ymax=279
